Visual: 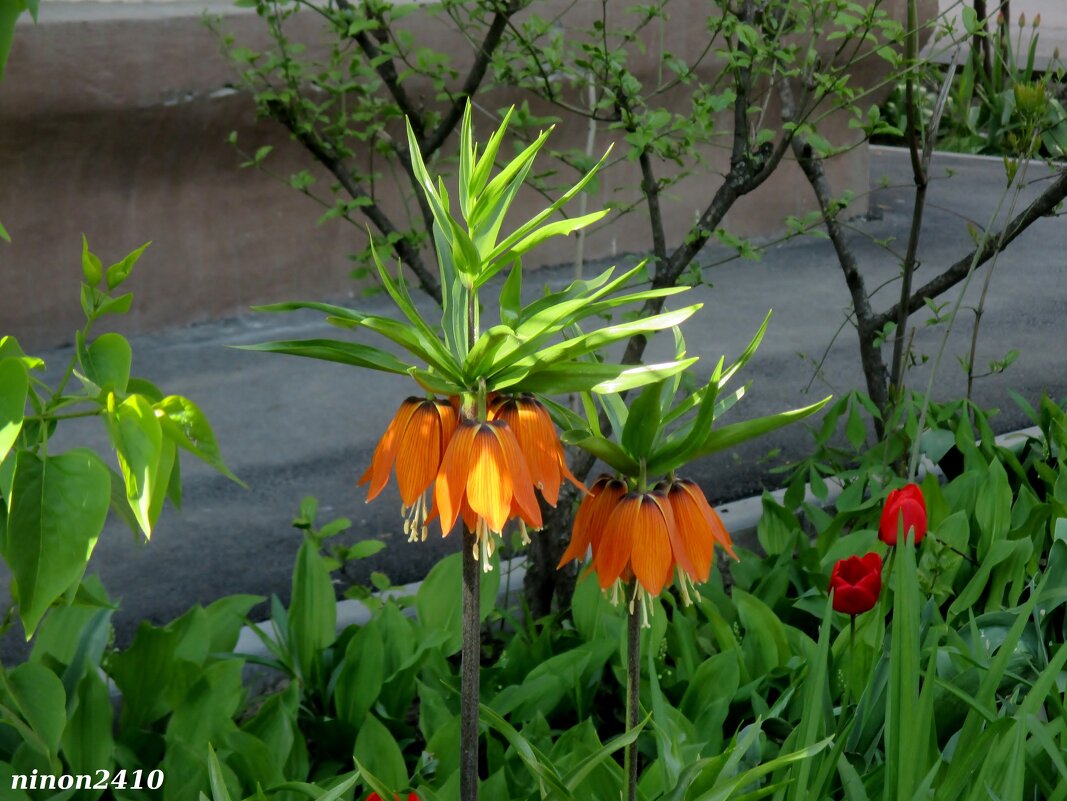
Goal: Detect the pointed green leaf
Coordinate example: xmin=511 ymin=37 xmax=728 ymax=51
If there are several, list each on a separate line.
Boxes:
xmin=80 ymin=235 xmax=103 ymax=286
xmin=236 ymin=338 xmax=415 ymax=375
xmin=561 ymin=431 xmax=640 ymax=474
xmin=0 ymin=358 xmax=28 ymax=464
xmin=104 ymin=241 xmax=151 ymax=290
xmin=721 ymin=311 xmax=771 ymax=386
xmin=155 ymin=395 xmax=243 ymax=486
xmin=80 ymin=333 xmax=132 ymax=395
xmin=693 ymin=396 xmax=832 ymax=459
xmin=469 ymin=106 xmax=515 ymax=196
xmin=621 ymin=381 xmax=664 ymax=459
xmin=2 ymin=449 xmax=110 ymax=637
xmin=288 ymin=539 xmax=336 ymax=682
xmin=353 ymin=715 xmax=407 ymax=792
xmin=2 ymin=662 xmax=65 ymax=759
xmin=487 ymin=145 xmax=612 ymax=266
xmin=107 ymin=393 xmax=164 ymax=537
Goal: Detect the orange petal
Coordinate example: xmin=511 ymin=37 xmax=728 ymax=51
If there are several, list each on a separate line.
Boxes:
xmin=558 ymin=476 xmax=609 ymax=567
xmin=631 ymin=493 xmax=675 ymax=596
xmin=666 ymin=483 xmax=711 ymax=582
xmin=394 ymin=402 xmax=443 ymax=506
xmin=360 ymin=398 xmax=418 ymax=502
xmin=466 ymin=423 xmax=512 ymax=533
xmin=496 ymin=420 xmax=542 ymax=529
xmin=433 ymin=399 xmax=458 ymax=462
xmin=594 ymin=493 xmax=640 ymax=589
xmin=435 ymin=421 xmax=476 ymax=535
xmin=680 ymin=479 xmax=737 ymax=560
xmin=495 ymin=398 xmax=559 ymax=506
xmin=559 ymin=476 xmax=625 ymax=567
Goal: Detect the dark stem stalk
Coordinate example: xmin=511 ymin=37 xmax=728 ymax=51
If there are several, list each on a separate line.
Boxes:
xmin=460 ymin=285 xmax=480 ymax=801
xmin=460 ymin=525 xmax=480 ymax=801
xmin=888 ymin=0 xmax=926 ymax=398
xmin=624 ymin=591 xmax=641 ymax=801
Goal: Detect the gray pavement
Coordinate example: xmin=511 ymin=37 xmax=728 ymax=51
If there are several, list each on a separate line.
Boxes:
xmin=2 ymin=145 xmax=1066 ymax=660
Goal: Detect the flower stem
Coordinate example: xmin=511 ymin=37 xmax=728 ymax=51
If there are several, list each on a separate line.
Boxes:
xmin=846 ymin=613 xmax=856 ymax=711
xmin=624 ymin=588 xmax=640 ymax=801
xmin=460 ymin=524 xmax=481 ymax=801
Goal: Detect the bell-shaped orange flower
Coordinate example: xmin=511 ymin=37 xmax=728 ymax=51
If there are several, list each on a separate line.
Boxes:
xmin=594 ymin=490 xmax=678 ymax=596
xmin=663 ymin=479 xmax=737 ymax=582
xmin=561 ymin=477 xmax=736 ymax=613
xmin=557 ymin=475 xmax=628 ymax=567
xmin=490 ymin=394 xmax=585 ymax=505
xmin=434 ymin=419 xmax=542 ymax=568
xmin=359 ymin=397 xmax=457 ymax=541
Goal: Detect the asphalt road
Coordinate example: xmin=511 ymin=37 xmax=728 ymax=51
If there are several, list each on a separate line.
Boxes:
xmin=2 ymin=146 xmax=1065 ymax=660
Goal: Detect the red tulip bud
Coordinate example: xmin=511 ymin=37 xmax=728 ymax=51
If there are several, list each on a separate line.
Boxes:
xmin=878 ymin=483 xmax=927 ymax=546
xmin=829 ymin=553 xmax=883 ymax=615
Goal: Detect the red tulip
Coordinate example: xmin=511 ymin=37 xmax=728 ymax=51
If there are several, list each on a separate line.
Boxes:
xmin=878 ymin=483 xmax=927 ymax=546
xmin=366 ymin=793 xmax=418 ymax=801
xmin=829 ymin=553 xmax=883 ymax=615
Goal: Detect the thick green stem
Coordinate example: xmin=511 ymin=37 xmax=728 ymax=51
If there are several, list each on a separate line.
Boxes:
xmin=845 ymin=614 xmax=856 ymax=711
xmin=460 ymin=525 xmax=480 ymax=801
xmin=624 ymin=590 xmax=640 ymax=801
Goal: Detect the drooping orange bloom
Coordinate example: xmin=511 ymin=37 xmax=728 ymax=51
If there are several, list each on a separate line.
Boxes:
xmin=490 ymin=394 xmax=585 ymax=505
xmin=560 ymin=477 xmax=735 ymax=610
xmin=593 ymin=490 xmax=678 ymax=596
xmin=359 ymin=397 xmax=457 ymax=541
xmin=434 ymin=419 xmax=542 ymax=568
xmin=557 ymin=475 xmax=628 ymax=567
xmin=663 ymin=479 xmax=737 ymax=582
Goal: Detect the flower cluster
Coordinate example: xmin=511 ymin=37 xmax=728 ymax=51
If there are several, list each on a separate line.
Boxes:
xmin=360 ymin=394 xmax=579 ymax=570
xmin=559 ymin=475 xmax=736 ymax=619
xmin=829 ymin=482 xmax=928 ymax=616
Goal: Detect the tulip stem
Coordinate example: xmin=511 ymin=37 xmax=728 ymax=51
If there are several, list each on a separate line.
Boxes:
xmin=846 ymin=613 xmax=856 ymax=712
xmin=625 ymin=587 xmax=641 ymax=801
xmin=460 ymin=525 xmax=481 ymax=801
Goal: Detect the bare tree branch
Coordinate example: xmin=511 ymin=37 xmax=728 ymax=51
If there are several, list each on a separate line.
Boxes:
xmin=265 ymin=99 xmax=443 ymax=302
xmin=778 ymin=78 xmax=890 ymax=420
xmin=422 ymin=1 xmax=523 ymax=156
xmin=871 ymin=167 xmax=1067 ymax=332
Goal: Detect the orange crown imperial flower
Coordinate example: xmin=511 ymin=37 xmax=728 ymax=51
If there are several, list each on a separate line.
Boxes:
xmin=560 ymin=477 xmax=736 ymax=621
xmin=490 ymin=394 xmax=586 ymax=505
xmin=359 ymin=397 xmax=457 ymax=542
xmin=557 ymin=475 xmax=629 ymax=568
xmin=435 ymin=419 xmax=542 ymax=570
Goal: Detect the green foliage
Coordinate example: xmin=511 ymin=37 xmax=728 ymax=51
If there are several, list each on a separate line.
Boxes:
xmin=879 ymin=13 xmax=1067 ymax=158
xmin=563 ymin=319 xmax=831 ymax=478
xmin=0 ymin=239 xmax=241 ymax=637
xmin=242 ymin=107 xmax=697 ymax=401
xmin=1 ymin=395 xmax=1066 ymax=797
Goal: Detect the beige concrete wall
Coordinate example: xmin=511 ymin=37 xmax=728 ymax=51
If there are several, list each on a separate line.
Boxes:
xmin=1 ymin=0 xmax=931 ymax=350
